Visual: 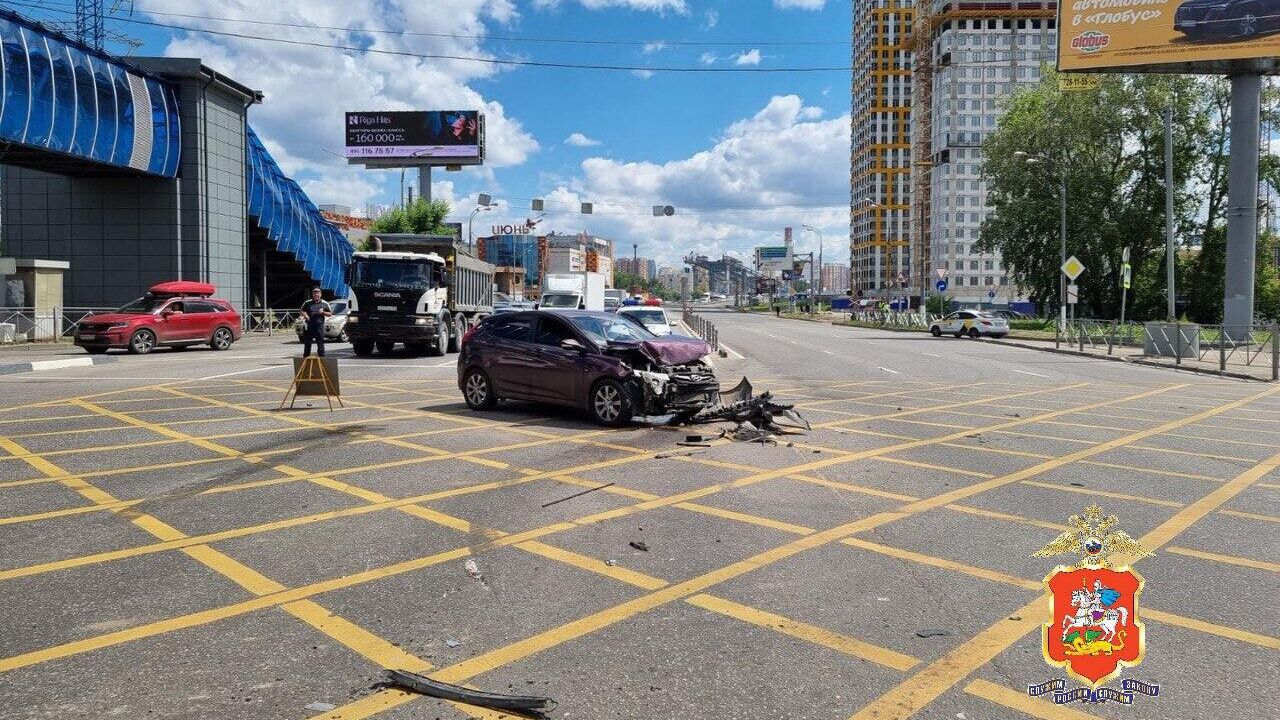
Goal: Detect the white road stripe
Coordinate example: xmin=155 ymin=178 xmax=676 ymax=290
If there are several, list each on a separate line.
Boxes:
xmin=199 ymin=366 xmax=285 ymax=380
xmin=1010 ymin=367 xmax=1049 ymax=378
xmin=824 ymin=350 xmax=836 ymax=355
xmin=877 ymin=367 xmax=900 ymax=375
xmin=921 ymin=352 xmax=941 ymax=358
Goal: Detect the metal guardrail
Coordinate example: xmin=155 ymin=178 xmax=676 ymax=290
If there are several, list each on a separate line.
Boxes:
xmin=1058 ymin=319 xmax=1280 ymax=379
xmin=848 ymin=310 xmax=935 ymax=328
xmin=241 ymin=309 xmax=304 ymax=336
xmin=0 ymin=307 xmax=116 ymax=346
xmin=682 ymin=306 xmax=719 ymax=351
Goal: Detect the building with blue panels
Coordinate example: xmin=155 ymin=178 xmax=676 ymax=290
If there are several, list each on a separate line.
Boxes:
xmin=480 ymin=234 xmax=543 ymax=290
xmin=0 ymin=9 xmax=350 ymax=310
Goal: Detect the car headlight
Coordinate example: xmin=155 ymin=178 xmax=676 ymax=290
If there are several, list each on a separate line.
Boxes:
xmin=346 ymin=315 xmax=358 ymax=323
xmin=415 ymin=317 xmax=430 ymax=326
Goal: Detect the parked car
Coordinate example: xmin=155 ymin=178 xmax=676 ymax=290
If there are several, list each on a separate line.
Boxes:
xmin=74 ymin=281 xmax=242 ymax=355
xmin=493 ymin=292 xmax=535 ymax=314
xmin=616 ymin=305 xmax=673 ymax=335
xmin=930 ymin=310 xmax=1009 ymax=339
xmin=1174 ymin=0 xmax=1280 ymax=40
xmin=294 ymin=300 xmax=350 ymax=342
xmin=457 ymin=310 xmax=717 ymax=426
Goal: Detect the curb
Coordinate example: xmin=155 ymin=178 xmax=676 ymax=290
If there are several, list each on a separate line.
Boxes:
xmin=0 ymin=355 xmax=119 ymax=376
xmin=980 ymin=337 xmax=1273 ymax=383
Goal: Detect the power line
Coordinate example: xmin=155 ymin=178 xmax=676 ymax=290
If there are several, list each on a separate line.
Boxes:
xmin=5 ymin=1 xmax=851 ymax=49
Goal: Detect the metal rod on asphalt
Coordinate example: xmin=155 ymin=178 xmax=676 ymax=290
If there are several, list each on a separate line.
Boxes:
xmin=541 ymin=482 xmax=616 ymax=508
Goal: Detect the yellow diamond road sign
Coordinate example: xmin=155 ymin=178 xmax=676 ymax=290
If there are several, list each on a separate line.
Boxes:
xmin=1061 ymin=256 xmax=1085 ymax=281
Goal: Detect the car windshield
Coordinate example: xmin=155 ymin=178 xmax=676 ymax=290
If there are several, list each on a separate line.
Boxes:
xmin=627 ymin=310 xmax=667 ymax=325
xmin=569 ymin=315 xmax=657 ymax=345
xmin=117 ymin=296 xmax=169 ymax=314
xmin=330 ymin=302 xmax=348 ymax=314
xmin=351 ymin=259 xmax=437 ymax=290
xmin=541 ymin=294 xmax=581 ymax=308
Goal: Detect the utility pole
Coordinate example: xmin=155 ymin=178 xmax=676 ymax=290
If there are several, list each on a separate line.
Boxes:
xmin=1164 ymin=104 xmax=1176 ymax=321
xmin=1224 ymin=73 xmax=1261 ymax=337
xmin=419 ymin=166 xmax=431 ymax=203
xmin=1060 ymin=172 xmax=1068 ymax=326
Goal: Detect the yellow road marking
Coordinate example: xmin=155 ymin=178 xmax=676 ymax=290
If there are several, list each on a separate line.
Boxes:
xmin=964 ymin=679 xmax=1104 ymax=720
xmin=940 ymin=442 xmax=1052 ymax=459
xmin=1127 ymin=444 xmax=1257 ymax=465
xmin=872 ymin=455 xmax=995 ymax=479
xmin=515 ymin=540 xmax=669 ymax=591
xmin=1017 ymin=480 xmax=1185 ymax=508
xmin=943 ymin=504 xmax=1069 ymax=532
xmin=687 ymin=594 xmax=920 ymax=672
xmin=1219 ymin=509 xmax=1280 ymax=524
xmin=675 ymin=502 xmax=815 ymax=535
xmin=1166 ymin=546 xmax=1280 ymax=574
xmin=1078 ymin=460 xmax=1224 ymax=483
xmin=842 ymin=538 xmax=1040 ymax=590
xmin=1143 ymin=608 xmax=1280 ymax=650
xmin=281 ymin=600 xmax=434 ymax=671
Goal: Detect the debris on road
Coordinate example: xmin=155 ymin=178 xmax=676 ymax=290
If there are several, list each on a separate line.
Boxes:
xmin=463 ymin=559 xmax=489 ymax=590
xmin=676 ymin=441 xmax=712 ymax=447
xmin=915 ymin=629 xmax=951 ymax=638
xmin=385 ymin=669 xmax=553 ymax=712
xmin=541 ymin=482 xmax=616 ymax=508
xmin=654 ymin=449 xmax=705 ymax=459
xmin=444 ymin=638 xmax=461 ymax=648
xmin=304 ymin=702 xmax=337 ymax=712
xmin=629 ymin=540 xmax=650 ymax=552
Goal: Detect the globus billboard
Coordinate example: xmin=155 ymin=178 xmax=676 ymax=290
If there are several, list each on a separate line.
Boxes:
xmin=1059 ymin=0 xmax=1280 ymax=73
xmin=345 ymin=111 xmax=484 ymax=166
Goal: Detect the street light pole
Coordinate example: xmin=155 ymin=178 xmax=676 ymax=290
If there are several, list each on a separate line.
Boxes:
xmin=1060 ymin=171 xmax=1068 ymax=326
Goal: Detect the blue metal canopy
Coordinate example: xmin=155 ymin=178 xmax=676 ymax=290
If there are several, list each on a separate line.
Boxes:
xmin=247 ymin=126 xmax=352 ymax=296
xmin=0 ymin=9 xmax=179 ymax=177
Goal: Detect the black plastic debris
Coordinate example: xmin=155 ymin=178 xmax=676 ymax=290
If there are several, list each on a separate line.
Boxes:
xmin=629 ymin=540 xmax=650 ymax=552
xmin=385 ymin=669 xmax=552 ymax=711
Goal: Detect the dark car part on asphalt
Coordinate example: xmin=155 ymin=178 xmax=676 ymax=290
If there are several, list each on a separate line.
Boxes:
xmin=629 ymin=540 xmax=650 ymax=552
xmin=541 ymin=482 xmax=616 ymax=508
xmin=683 ymin=377 xmax=811 ymax=433
xmin=384 ymin=670 xmax=552 ymax=712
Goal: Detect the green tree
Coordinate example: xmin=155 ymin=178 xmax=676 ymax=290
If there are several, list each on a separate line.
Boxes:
xmin=979 ymin=70 xmax=1208 ymax=320
xmin=369 ymin=199 xmax=452 ymax=236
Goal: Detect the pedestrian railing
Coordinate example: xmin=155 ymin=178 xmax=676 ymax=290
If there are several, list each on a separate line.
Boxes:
xmin=848 ymin=310 xmax=934 ymax=328
xmin=682 ymin=306 xmax=719 ymax=351
xmin=241 ymin=309 xmax=303 ymax=336
xmin=0 ymin=307 xmax=116 ymax=346
xmin=1057 ymin=319 xmax=1280 ymax=379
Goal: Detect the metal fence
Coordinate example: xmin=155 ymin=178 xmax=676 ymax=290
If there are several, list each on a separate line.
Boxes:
xmin=1057 ymin=319 xmax=1280 ymax=379
xmin=847 ymin=310 xmax=935 ymax=329
xmin=241 ymin=309 xmax=304 ymax=336
xmin=0 ymin=307 xmax=306 ymax=346
xmin=682 ymin=306 xmax=719 ymax=351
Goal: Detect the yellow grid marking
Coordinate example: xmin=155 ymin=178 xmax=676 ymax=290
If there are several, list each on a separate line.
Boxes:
xmin=1125 ymin=444 xmax=1259 ymax=464
xmin=281 ymin=600 xmax=434 ymax=671
xmin=842 ymin=538 xmax=1039 ymax=590
xmin=964 ymin=679 xmax=1104 ymax=719
xmin=515 ymin=540 xmax=669 ymax=591
xmin=1016 ymin=480 xmax=1185 ymax=508
xmin=1143 ymin=608 xmax=1280 ymax=650
xmin=942 ymin=505 xmax=1069 ymax=532
xmin=675 ymin=502 xmax=815 ymax=535
xmin=939 ymin=442 xmax=1052 ymax=459
xmin=1078 ymin=460 xmax=1224 ymax=483
xmin=1165 ymin=546 xmax=1280 ymax=574
xmin=872 ymin=455 xmax=995 ymax=479
xmin=687 ymin=594 xmax=920 ymax=672
xmin=1218 ymin=509 xmax=1280 ymax=524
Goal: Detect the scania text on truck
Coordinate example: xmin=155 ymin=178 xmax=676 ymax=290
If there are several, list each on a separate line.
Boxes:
xmin=346 ymin=234 xmax=495 ymax=357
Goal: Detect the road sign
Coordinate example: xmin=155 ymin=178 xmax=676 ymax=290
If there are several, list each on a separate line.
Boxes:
xmin=1067 ymin=284 xmax=1079 ymax=304
xmin=896 ymin=273 xmax=906 ymax=286
xmin=1122 ymin=246 xmax=1131 ymax=263
xmin=1061 ymin=256 xmax=1085 ymax=281
xmin=935 ymin=279 xmax=948 ymax=292
xmin=988 ymin=290 xmax=996 ymax=300
xmin=935 ymin=268 xmax=948 ymax=279
xmin=1122 ymin=263 xmax=1132 ymax=290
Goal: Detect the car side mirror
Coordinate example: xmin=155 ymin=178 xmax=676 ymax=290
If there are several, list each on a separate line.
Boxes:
xmin=561 ymin=338 xmax=584 ymax=352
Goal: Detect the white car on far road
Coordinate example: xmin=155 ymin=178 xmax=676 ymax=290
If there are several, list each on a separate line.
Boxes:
xmin=930 ymin=309 xmax=1009 ymax=339
xmin=617 ymin=305 xmax=673 ymax=335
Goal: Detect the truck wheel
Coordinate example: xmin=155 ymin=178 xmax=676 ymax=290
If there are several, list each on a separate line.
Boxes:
xmin=428 ymin=320 xmax=448 ymax=357
xmin=448 ymin=316 xmax=465 ymax=353
xmin=376 ymin=341 xmax=396 ymax=355
xmin=352 ymin=339 xmax=375 ymax=357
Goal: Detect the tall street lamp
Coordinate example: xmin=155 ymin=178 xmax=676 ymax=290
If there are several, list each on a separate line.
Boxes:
xmin=803 ymin=224 xmax=824 ymax=297
xmin=468 ymin=202 xmax=493 ymax=251
xmin=1014 ymin=151 xmax=1067 ymax=326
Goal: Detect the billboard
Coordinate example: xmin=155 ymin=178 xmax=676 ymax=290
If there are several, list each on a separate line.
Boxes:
xmin=345 ymin=111 xmax=484 ymax=166
xmin=1059 ymin=0 xmax=1280 ymax=73
xmin=755 ymin=245 xmax=791 ymax=275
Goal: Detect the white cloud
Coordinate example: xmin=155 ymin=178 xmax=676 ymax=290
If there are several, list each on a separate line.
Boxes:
xmin=532 ymin=0 xmax=688 ymax=12
xmin=703 ymin=9 xmax=719 ymax=29
xmin=141 ymin=0 xmax=538 ymax=210
xmin=773 ymin=0 xmax=826 ymax=9
xmin=641 ymin=41 xmax=667 ymax=54
xmin=631 ymin=69 xmax=655 ymax=79
xmin=532 ymin=95 xmax=850 ymax=268
xmin=565 ymin=132 xmax=602 ymax=147
xmin=733 ymin=49 xmax=762 ymax=66
xmin=699 ymin=52 xmax=717 ymax=65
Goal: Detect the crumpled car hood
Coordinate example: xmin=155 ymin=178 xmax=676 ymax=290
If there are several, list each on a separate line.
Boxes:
xmin=635 ymin=336 xmax=711 ymax=365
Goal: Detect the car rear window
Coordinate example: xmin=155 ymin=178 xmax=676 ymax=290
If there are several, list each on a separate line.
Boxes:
xmin=627 ymin=310 xmax=667 ymax=324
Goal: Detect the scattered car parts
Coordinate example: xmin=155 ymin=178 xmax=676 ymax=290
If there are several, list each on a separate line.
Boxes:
xmin=384 ymin=669 xmax=552 ymax=712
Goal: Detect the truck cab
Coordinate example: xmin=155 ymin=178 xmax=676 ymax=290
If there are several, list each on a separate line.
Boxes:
xmin=346 ymin=250 xmax=451 ymax=356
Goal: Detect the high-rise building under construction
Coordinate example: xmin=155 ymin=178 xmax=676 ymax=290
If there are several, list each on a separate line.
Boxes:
xmin=851 ymin=0 xmax=1057 ymax=310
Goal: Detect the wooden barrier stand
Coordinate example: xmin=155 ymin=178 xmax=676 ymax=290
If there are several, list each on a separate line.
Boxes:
xmin=280 ymin=356 xmax=343 ymax=411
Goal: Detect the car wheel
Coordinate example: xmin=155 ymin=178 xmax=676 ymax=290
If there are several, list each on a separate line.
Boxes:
xmin=210 ymin=327 xmax=234 ymax=350
xmin=968 ymin=327 xmax=981 ymax=339
xmin=589 ymin=378 xmax=633 ymax=427
xmin=930 ymin=326 xmax=942 ymax=337
xmin=428 ymin=320 xmax=448 ymax=357
xmin=84 ymin=346 xmax=108 ymax=355
xmin=127 ymin=329 xmax=157 ymax=355
xmin=352 ymin=339 xmax=375 ymax=357
xmin=337 ymin=328 xmax=349 ymax=343
xmin=462 ymin=369 xmax=499 ymax=410
xmin=376 ymin=341 xmax=396 ymax=355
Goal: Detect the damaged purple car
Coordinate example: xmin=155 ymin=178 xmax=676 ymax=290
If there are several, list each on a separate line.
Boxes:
xmin=457 ymin=310 xmax=719 ymax=426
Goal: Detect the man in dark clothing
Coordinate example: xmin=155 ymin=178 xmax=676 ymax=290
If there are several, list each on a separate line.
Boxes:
xmin=300 ymin=288 xmax=332 ymax=357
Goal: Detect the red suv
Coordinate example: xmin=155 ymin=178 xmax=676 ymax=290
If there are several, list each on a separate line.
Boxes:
xmin=74 ymin=281 xmax=243 ymax=355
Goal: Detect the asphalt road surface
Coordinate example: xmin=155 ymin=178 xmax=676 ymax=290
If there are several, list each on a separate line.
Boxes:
xmin=0 ymin=312 xmax=1277 ymax=720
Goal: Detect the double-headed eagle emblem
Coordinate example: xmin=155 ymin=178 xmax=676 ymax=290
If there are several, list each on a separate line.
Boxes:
xmin=1033 ymin=504 xmax=1152 ymax=568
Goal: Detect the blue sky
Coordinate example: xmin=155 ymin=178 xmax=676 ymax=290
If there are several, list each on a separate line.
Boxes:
xmin=15 ymin=0 xmax=853 ymax=267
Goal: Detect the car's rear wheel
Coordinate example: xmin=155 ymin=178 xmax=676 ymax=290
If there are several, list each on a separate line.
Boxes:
xmin=589 ymin=379 xmax=633 ymax=427
xmin=968 ymin=327 xmax=981 ymax=339
xmin=84 ymin=346 xmax=108 ymax=355
xmin=210 ymin=327 xmax=234 ymax=350
xmin=127 ymin=329 xmax=157 ymax=355
xmin=462 ymin=369 xmax=499 ymax=410
xmin=375 ymin=341 xmax=396 ymax=355
xmin=352 ymin=339 xmax=375 ymax=357
xmin=930 ymin=326 xmax=942 ymax=337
